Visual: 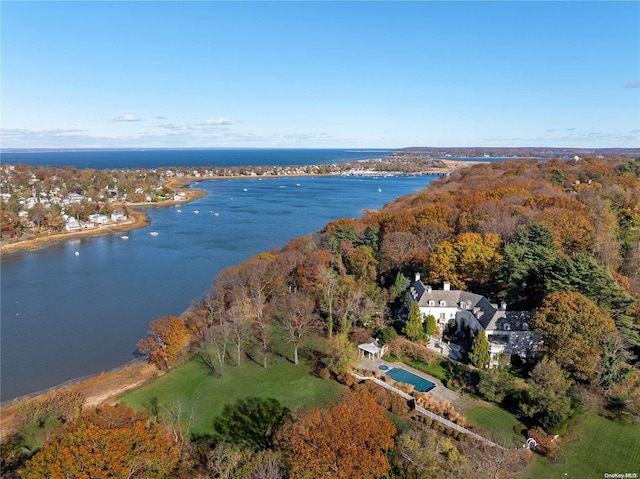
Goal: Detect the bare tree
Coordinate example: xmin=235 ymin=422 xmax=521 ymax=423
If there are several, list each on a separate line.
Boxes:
xmin=316 ymin=267 xmax=339 ymax=337
xmin=240 ymin=256 xmax=279 ymax=368
xmin=189 ymin=294 xmax=229 ymax=376
xmin=226 ymin=293 xmax=253 ymax=367
xmin=276 ymin=291 xmax=319 ymax=365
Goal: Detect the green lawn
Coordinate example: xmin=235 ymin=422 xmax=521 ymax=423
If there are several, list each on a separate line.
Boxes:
xmin=521 ymin=412 xmax=640 ymax=479
xmin=384 ymin=355 xmax=450 ymax=381
xmin=120 ymin=354 xmax=343 ymax=438
xmin=463 ymin=402 xmax=524 ymax=448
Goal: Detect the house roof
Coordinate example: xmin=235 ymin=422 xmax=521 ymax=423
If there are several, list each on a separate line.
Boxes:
xmin=358 ymin=341 xmax=384 ymax=355
xmin=409 ymin=280 xmax=531 ymax=332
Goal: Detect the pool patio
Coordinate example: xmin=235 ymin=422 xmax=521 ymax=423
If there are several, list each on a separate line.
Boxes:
xmin=355 ymin=357 xmax=460 ymax=403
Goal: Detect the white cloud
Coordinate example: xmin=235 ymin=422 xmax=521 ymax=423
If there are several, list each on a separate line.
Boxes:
xmin=156 ymin=115 xmax=169 ymax=119
xmin=114 ymin=114 xmax=141 ymax=122
xmin=204 ymin=118 xmax=233 ymax=126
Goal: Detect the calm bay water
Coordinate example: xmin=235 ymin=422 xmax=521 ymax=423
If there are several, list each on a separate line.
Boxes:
xmin=1 ymin=172 xmax=434 ymax=401
xmin=1 ymin=148 xmax=394 ymax=169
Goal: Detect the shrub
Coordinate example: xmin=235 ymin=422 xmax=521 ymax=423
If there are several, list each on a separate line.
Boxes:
xmin=514 ymin=423 xmax=528 ymax=437
xmin=378 ymin=326 xmax=398 ymax=345
xmin=527 ymin=427 xmax=558 ymax=456
xmin=336 ymin=372 xmax=356 ymax=387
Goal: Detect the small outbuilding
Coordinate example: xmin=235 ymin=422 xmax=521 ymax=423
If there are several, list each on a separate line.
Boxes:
xmin=358 ymin=340 xmax=387 ymax=360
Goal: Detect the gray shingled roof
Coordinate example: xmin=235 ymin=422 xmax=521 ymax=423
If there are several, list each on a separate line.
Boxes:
xmin=409 ymin=280 xmax=531 ymax=332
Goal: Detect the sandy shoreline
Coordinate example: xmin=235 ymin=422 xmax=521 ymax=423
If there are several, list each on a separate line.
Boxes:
xmin=0 ymin=180 xmax=205 ymax=255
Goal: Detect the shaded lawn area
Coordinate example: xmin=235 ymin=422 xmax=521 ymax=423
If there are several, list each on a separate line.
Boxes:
xmin=120 ymin=355 xmax=343 ymax=438
xmin=463 ymin=403 xmax=524 ymax=448
xmin=521 ymin=412 xmax=640 ymax=478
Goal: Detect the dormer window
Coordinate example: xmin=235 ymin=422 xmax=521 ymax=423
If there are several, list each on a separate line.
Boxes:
xmin=439 ymin=300 xmax=446 ymax=307
xmin=428 ymin=300 xmax=435 ymax=307
xmin=460 ymin=301 xmax=468 ymax=310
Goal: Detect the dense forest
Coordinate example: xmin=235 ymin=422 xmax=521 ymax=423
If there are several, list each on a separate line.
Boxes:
xmin=3 ymin=156 xmax=639 ymax=478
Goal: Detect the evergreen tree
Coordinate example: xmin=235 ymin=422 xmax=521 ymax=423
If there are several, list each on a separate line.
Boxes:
xmin=404 ymin=301 xmax=424 ymax=342
xmin=468 ymin=330 xmax=490 ymax=368
xmin=550 ymin=168 xmax=565 ymax=187
xmin=519 ymin=359 xmax=574 ymax=433
xmin=393 ymin=271 xmax=411 ymax=300
xmin=424 ymin=314 xmax=437 ymax=337
xmin=499 ymin=223 xmax=558 ymax=310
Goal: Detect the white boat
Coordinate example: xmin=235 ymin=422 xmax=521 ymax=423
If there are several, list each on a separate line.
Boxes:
xmin=214 ymin=213 xmax=220 ymax=216
xmin=296 ymin=183 xmax=301 ymax=187
xmin=194 ymin=210 xmax=200 ymax=214
xmin=378 ymin=187 xmax=382 ymax=192
xmin=243 ymin=188 xmax=248 ymax=192
xmin=74 ymin=251 xmax=80 ymax=256
xmin=120 ymin=235 xmax=129 ymax=239
xmin=149 ymin=231 xmax=159 ymax=236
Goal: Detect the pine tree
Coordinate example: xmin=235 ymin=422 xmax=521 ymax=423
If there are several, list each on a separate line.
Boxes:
xmin=404 ymin=301 xmax=424 ymax=342
xmin=393 ymin=271 xmax=410 ymax=300
xmin=468 ymin=330 xmax=490 ymax=368
xmin=424 ymin=314 xmax=437 ymax=337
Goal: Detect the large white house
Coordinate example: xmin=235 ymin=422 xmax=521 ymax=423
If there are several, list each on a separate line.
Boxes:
xmin=407 ymin=274 xmax=541 ymax=365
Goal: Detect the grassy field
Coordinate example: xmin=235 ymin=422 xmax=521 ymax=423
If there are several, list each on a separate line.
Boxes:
xmin=463 ymin=402 xmax=524 ymax=448
xmin=521 ymin=412 xmax=640 ymax=478
xmin=120 ymin=354 xmax=343 ymax=437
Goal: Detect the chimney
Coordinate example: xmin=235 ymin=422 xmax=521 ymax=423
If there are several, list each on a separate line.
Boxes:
xmin=415 ymin=272 xmax=421 ymax=282
xmin=500 ymin=301 xmax=507 ymax=311
xmin=426 ymin=285 xmax=432 ymax=293
xmin=443 ymin=281 xmax=451 ymax=291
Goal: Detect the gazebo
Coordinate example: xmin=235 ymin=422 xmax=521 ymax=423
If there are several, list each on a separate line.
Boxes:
xmin=358 ymin=340 xmax=387 ymax=360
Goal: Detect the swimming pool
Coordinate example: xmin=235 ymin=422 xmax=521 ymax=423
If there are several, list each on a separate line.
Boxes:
xmin=384 ymin=368 xmax=436 ymax=392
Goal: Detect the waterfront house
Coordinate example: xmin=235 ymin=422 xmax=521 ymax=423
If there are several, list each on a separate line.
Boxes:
xmin=408 ymin=274 xmax=540 ymax=365
xmin=65 ymin=217 xmax=82 ymax=232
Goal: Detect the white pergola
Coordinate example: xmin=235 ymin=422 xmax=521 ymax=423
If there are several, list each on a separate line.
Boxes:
xmin=358 ymin=341 xmax=386 ymax=360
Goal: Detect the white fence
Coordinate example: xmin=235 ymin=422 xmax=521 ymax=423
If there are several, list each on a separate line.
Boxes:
xmin=352 ymin=372 xmax=504 ymax=449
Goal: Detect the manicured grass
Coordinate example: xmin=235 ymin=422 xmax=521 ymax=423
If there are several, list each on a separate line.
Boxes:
xmin=415 ymin=357 xmax=450 ymax=380
xmin=521 ymin=412 xmax=640 ymax=479
xmin=120 ymin=355 xmax=343 ymax=437
xmin=464 ymin=403 xmax=524 ymax=448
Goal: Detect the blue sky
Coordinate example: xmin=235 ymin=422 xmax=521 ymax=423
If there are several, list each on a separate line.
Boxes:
xmin=1 ymin=1 xmax=638 ymax=149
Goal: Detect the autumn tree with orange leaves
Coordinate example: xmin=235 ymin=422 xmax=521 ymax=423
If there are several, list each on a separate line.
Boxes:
xmin=277 ymin=391 xmax=396 ymax=478
xmin=136 ymin=315 xmax=189 ymax=370
xmin=21 ymin=405 xmax=179 ymax=479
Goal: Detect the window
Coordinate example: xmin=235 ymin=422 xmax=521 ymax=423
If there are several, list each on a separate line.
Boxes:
xmin=428 ymin=300 xmax=435 ymax=306
xmin=439 ymin=300 xmax=446 ymax=307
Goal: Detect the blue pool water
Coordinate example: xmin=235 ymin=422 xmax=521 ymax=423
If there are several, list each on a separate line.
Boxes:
xmin=385 ymin=368 xmax=436 ymax=392
xmin=378 ymin=364 xmax=390 ymax=371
